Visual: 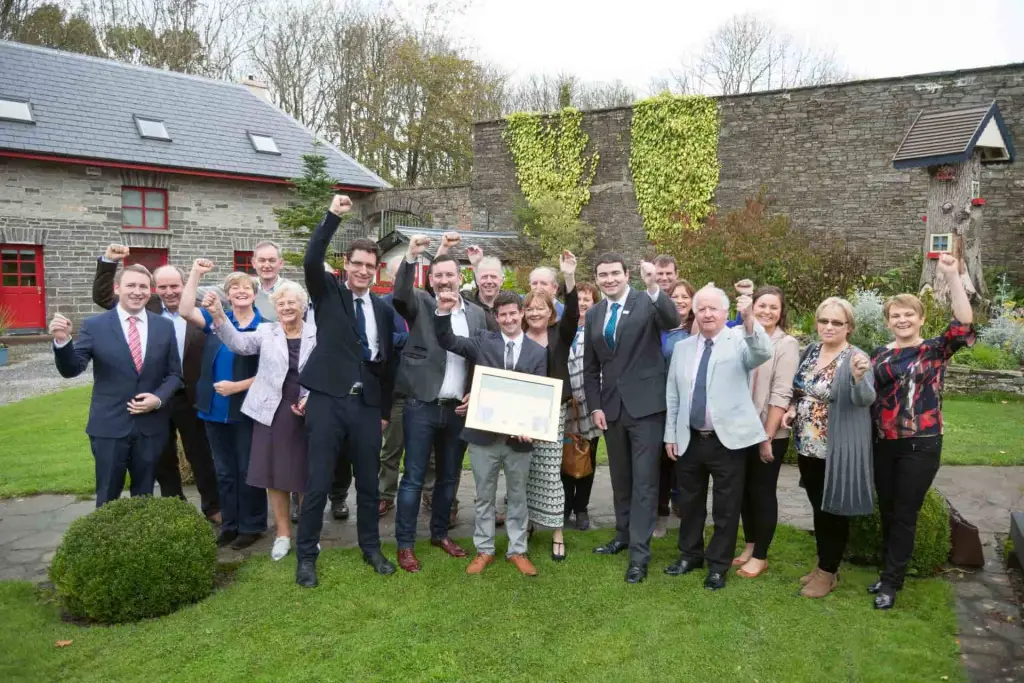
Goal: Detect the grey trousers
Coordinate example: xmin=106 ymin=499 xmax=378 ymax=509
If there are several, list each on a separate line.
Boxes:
xmin=604 ymin=410 xmax=665 ymax=566
xmin=468 ymin=440 xmax=531 ymax=557
xmin=378 ymin=398 xmax=405 ymax=502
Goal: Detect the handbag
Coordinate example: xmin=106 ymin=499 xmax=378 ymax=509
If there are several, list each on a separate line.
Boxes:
xmin=947 ymin=498 xmax=984 ymax=568
xmin=561 ymin=396 xmax=593 ymax=479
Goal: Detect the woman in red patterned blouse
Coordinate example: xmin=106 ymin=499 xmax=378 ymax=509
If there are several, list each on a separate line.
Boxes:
xmin=868 ymin=253 xmax=975 ymax=610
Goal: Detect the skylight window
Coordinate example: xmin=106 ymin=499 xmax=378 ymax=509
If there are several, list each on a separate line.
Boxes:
xmin=248 ymin=131 xmax=280 ymax=155
xmin=134 ymin=115 xmax=170 ymax=141
xmin=0 ymin=98 xmax=34 ymax=123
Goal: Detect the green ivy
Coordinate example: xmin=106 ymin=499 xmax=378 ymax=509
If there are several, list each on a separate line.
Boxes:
xmin=630 ymin=93 xmax=720 ymax=241
xmin=502 ymin=108 xmax=598 ymax=219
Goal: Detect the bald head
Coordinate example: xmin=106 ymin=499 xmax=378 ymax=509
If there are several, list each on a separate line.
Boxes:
xmin=152 ymin=264 xmax=185 ymax=312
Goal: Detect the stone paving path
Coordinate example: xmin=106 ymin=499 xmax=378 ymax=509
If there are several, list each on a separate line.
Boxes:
xmin=2 ymin=464 xmax=1022 ymax=681
xmin=0 ymin=342 xmax=92 ymax=406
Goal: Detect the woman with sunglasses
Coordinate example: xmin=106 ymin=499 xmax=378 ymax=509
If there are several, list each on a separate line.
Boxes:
xmin=868 ymin=253 xmax=974 ymax=609
xmin=782 ymin=297 xmax=875 ymax=599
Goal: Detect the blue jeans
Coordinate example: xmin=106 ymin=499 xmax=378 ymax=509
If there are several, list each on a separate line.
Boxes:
xmin=395 ymin=398 xmax=466 ymax=548
xmin=204 ymin=419 xmax=267 ymax=535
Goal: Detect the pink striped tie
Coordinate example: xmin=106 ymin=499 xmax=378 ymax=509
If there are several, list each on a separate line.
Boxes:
xmin=128 ymin=316 xmax=143 ymax=372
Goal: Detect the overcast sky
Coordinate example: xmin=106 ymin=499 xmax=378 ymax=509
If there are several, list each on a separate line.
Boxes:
xmin=423 ymin=0 xmax=1024 ymax=90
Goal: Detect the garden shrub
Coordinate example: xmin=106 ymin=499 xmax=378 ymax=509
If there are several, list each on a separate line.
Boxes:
xmin=951 ymin=342 xmax=1020 ymax=370
xmin=847 ymin=488 xmax=950 ymax=577
xmin=849 ymin=288 xmax=890 ymax=352
xmin=50 ymin=497 xmax=216 ymax=624
xmin=980 ymin=315 xmax=1024 ymax=364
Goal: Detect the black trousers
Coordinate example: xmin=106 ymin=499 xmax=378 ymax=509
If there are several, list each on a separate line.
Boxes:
xmin=740 ymin=437 xmax=789 ymax=560
xmin=675 ymin=430 xmax=746 ymax=574
xmin=874 ymin=436 xmax=942 ymax=591
xmin=561 ymin=436 xmax=600 ymax=515
xmin=657 ymin=449 xmax=675 ymax=517
xmin=798 ymin=455 xmax=849 ymax=574
xmin=153 ymin=391 xmax=220 ymax=518
xmin=297 ymin=391 xmax=383 ymax=561
xmin=604 ymin=410 xmax=664 ymax=566
xmin=330 ymin=451 xmax=352 ymax=504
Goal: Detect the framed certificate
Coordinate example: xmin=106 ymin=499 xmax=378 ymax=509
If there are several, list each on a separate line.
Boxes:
xmin=464 ymin=366 xmax=564 ymax=443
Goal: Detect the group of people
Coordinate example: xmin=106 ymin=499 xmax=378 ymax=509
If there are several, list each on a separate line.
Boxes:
xmin=50 ymin=194 xmax=974 ymax=610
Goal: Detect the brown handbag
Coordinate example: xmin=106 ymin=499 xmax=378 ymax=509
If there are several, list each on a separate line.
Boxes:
xmin=561 ymin=397 xmax=593 ymax=479
xmin=947 ymin=499 xmax=985 ymax=568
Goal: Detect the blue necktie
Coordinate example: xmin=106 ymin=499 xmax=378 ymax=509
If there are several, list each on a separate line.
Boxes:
xmin=354 ymin=298 xmax=371 ymax=361
xmin=690 ymin=339 xmax=713 ymax=429
xmin=604 ymin=303 xmax=621 ymax=350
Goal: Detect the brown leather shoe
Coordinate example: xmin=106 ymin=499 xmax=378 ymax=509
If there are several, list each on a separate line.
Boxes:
xmin=431 ymin=537 xmax=467 ymax=558
xmin=378 ymin=499 xmax=394 ymax=517
xmin=507 ymin=553 xmax=538 ymax=576
xmin=801 ymin=569 xmax=838 ymax=598
xmin=396 ymin=548 xmax=421 ymax=573
xmin=466 ymin=553 xmax=494 ymax=575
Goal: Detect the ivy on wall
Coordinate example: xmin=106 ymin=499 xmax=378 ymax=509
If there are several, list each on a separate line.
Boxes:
xmin=629 ymin=93 xmax=720 ymax=241
xmin=502 ymin=108 xmax=598 ymax=218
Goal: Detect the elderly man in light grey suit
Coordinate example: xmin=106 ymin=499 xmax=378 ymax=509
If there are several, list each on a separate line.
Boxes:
xmin=663 ymin=285 xmax=772 ymax=591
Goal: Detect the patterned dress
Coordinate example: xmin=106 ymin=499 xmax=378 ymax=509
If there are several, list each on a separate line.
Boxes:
xmin=793 ymin=344 xmax=851 ymax=459
xmin=527 ymin=405 xmax=569 ymax=528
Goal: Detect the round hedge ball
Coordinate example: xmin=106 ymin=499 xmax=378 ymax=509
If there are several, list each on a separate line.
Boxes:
xmin=49 ymin=496 xmax=216 ymax=623
xmin=847 ymin=487 xmax=951 ymax=577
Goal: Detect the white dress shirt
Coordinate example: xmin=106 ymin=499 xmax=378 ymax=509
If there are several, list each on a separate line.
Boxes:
xmin=500 ymin=331 xmax=524 ymax=368
xmin=438 ymin=297 xmax=470 ymax=399
xmin=601 ymin=285 xmax=661 ymax=336
xmin=162 ymin=305 xmax=186 ymax=365
xmin=116 ymin=305 xmax=149 ymax=362
xmin=349 ymin=287 xmax=379 ymax=361
xmin=690 ymin=330 xmax=723 ymax=430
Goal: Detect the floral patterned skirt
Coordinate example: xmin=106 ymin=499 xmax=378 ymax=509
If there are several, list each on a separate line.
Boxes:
xmin=527 ymin=404 xmax=567 ymax=529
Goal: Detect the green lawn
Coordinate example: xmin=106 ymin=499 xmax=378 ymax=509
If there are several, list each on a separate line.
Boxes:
xmin=0 ymin=527 xmax=963 ymax=682
xmin=0 ymin=388 xmax=1020 ymax=498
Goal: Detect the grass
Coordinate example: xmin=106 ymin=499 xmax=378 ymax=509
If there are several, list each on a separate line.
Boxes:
xmin=0 ymin=527 xmax=963 ymax=683
xmin=1 ymin=388 xmax=1020 ymax=498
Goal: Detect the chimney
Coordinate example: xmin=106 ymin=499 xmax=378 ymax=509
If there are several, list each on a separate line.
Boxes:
xmin=241 ymin=74 xmax=272 ymax=104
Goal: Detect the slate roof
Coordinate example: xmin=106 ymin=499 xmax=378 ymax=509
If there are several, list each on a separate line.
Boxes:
xmin=892 ymin=101 xmax=1015 ymax=169
xmin=378 ymin=227 xmax=537 ymax=265
xmin=0 ymin=40 xmax=389 ymax=188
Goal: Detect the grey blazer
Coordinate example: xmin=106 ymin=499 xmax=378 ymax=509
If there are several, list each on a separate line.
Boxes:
xmin=213 ymin=319 xmax=317 ymax=426
xmin=392 ymin=260 xmax=489 ymax=402
xmin=664 ymin=322 xmax=773 ymax=452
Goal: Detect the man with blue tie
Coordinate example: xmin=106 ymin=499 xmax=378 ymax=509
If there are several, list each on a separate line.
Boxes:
xmin=583 ymin=253 xmax=679 ymax=584
xmin=50 ymin=264 xmax=183 ymax=506
xmin=662 ymin=286 xmax=772 ymax=590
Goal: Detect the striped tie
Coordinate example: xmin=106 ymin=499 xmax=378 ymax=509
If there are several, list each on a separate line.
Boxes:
xmin=128 ymin=316 xmax=143 ymax=372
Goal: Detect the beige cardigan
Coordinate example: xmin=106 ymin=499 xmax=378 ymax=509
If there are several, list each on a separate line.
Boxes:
xmin=752 ymin=328 xmax=800 ymax=439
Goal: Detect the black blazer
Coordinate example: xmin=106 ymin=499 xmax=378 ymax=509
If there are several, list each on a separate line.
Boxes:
xmin=92 ymin=258 xmax=206 ymax=405
xmin=536 ymin=288 xmax=579 ymax=404
xmin=54 ymin=308 xmax=183 ymax=438
xmin=435 ymin=314 xmax=546 ymax=452
xmin=300 ymin=211 xmax=397 ymax=420
xmin=583 ymin=287 xmax=679 ymax=422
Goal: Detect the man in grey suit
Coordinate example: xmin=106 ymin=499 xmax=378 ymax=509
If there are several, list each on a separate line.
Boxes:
xmin=584 ymin=253 xmax=680 ymax=584
xmin=435 ymin=290 xmax=547 ymax=577
xmin=663 ymin=286 xmax=772 ymax=590
xmin=390 ymin=234 xmax=490 ymax=572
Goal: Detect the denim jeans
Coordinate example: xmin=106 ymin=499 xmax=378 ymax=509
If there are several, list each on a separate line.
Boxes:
xmin=204 ymin=419 xmax=267 ymax=535
xmin=395 ymin=398 xmax=466 ymax=548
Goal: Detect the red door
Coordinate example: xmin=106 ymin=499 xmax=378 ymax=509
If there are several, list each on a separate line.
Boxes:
xmin=0 ymin=245 xmax=46 ymax=330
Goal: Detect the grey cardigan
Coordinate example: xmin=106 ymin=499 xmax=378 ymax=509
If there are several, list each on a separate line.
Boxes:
xmin=798 ymin=343 xmax=877 ymax=516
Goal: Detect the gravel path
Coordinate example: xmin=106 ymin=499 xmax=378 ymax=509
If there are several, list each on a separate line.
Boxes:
xmin=0 ymin=342 xmax=92 ymax=406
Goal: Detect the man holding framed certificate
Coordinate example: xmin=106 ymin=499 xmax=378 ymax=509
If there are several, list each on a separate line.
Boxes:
xmin=435 ymin=290 xmax=548 ymax=576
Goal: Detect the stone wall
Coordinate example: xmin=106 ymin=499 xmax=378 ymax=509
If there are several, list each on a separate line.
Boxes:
xmin=0 ymin=158 xmax=371 ymax=328
xmin=362 ymin=185 xmax=472 ymax=231
xmin=945 ymin=366 xmax=1024 ymax=396
xmin=469 ymin=64 xmax=1024 ymax=274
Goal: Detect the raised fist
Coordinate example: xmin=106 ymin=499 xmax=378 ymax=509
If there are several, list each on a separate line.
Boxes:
xmin=559 ymin=250 xmax=577 ymax=276
xmin=49 ymin=313 xmax=72 ymax=343
xmin=639 ymin=261 xmax=657 ymax=289
xmin=442 ymin=232 xmax=461 ymax=247
xmin=936 ymin=253 xmax=959 ymax=277
xmin=734 ymin=279 xmax=754 ymax=296
xmin=193 ymin=258 xmax=214 ymax=275
xmin=104 ymin=244 xmax=130 ymax=262
xmin=736 ymin=294 xmax=753 ymax=321
xmin=329 ymin=195 xmax=353 ymax=217
xmin=201 ymin=290 xmax=223 ymax=316
xmin=407 ymin=234 xmax=431 ymax=259
xmin=436 ymin=290 xmax=458 ymax=313
xmin=466 ymin=245 xmax=483 ymax=267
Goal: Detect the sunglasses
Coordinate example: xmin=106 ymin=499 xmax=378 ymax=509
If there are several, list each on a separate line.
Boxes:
xmin=816 ymin=318 xmax=847 ymax=327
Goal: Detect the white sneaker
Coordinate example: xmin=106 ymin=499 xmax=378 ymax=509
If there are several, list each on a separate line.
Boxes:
xmin=271 ymin=536 xmax=291 ymax=561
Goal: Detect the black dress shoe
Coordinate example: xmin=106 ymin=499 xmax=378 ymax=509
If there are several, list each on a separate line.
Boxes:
xmin=625 ymin=562 xmax=648 ymax=584
xmin=593 ymin=539 xmax=628 ymax=555
xmin=332 ymin=501 xmax=349 ymax=520
xmin=664 ymin=556 xmax=704 ymax=576
xmin=363 ymin=552 xmax=397 ymax=575
xmin=230 ymin=533 xmax=261 ymax=550
xmin=704 ymin=571 xmax=726 ymax=591
xmin=296 ymin=560 xmax=318 ymax=588
xmin=290 ymin=495 xmax=300 ymax=524
xmin=874 ymin=591 xmax=896 ymax=610
xmin=216 ymin=529 xmax=238 ymax=547
xmin=867 ymin=580 xmax=883 ymax=594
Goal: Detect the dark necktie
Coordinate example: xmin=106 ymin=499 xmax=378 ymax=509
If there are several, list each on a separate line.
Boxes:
xmin=690 ymin=339 xmax=713 ymax=429
xmin=505 ymin=340 xmax=515 ymax=370
xmin=354 ymin=298 xmax=371 ymax=361
xmin=604 ymin=302 xmax=621 ymax=350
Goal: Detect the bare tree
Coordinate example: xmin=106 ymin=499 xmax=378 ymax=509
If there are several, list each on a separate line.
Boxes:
xmin=503 ymin=72 xmax=636 ymax=114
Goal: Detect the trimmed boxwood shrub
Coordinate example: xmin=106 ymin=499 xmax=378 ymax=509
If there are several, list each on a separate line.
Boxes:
xmin=847 ymin=487 xmax=951 ymax=577
xmin=49 ymin=496 xmax=216 ymax=623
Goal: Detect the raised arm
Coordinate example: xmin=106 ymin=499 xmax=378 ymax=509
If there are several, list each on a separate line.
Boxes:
xmin=394 ymin=234 xmax=431 ymax=324
xmin=51 ymin=314 xmax=92 ymax=378
xmin=203 ymin=291 xmax=263 ymax=356
xmin=91 ymin=244 xmax=130 ymax=310
xmin=179 ymin=259 xmax=214 ymax=329
xmin=304 ymin=195 xmax=352 ymax=303
xmin=937 ymin=253 xmax=973 ymax=325
xmin=434 ymin=292 xmax=480 ymax=362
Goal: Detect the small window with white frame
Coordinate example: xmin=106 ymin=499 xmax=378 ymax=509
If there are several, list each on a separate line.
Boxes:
xmin=247 ymin=131 xmax=281 ymax=155
xmin=133 ymin=115 xmax=170 ymax=141
xmin=0 ymin=97 xmax=34 ymax=123
xmin=971 ymin=180 xmax=980 ymax=199
xmin=930 ymin=233 xmax=952 ymax=253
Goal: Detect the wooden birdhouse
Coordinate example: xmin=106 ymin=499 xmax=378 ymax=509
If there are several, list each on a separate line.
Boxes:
xmin=892 ymin=101 xmax=1015 ymax=302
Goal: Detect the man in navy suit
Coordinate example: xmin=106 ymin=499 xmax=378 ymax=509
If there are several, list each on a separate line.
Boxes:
xmin=50 ymin=264 xmax=183 ymax=507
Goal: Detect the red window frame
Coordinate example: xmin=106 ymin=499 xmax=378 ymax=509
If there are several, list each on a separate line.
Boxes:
xmin=233 ymin=250 xmax=257 ymax=275
xmin=121 ymin=187 xmax=168 ymax=230
xmin=123 ymin=248 xmax=168 ymax=274
xmin=0 ymin=245 xmax=41 ymax=287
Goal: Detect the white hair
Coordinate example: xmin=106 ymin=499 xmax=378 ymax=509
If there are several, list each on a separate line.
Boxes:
xmin=269 ymin=281 xmax=309 ymax=312
xmin=529 ymin=266 xmax=557 ymax=284
xmin=476 ymin=256 xmax=503 ymax=274
xmin=253 ymin=240 xmax=283 ymax=258
xmin=694 ymin=286 xmax=729 ymax=311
